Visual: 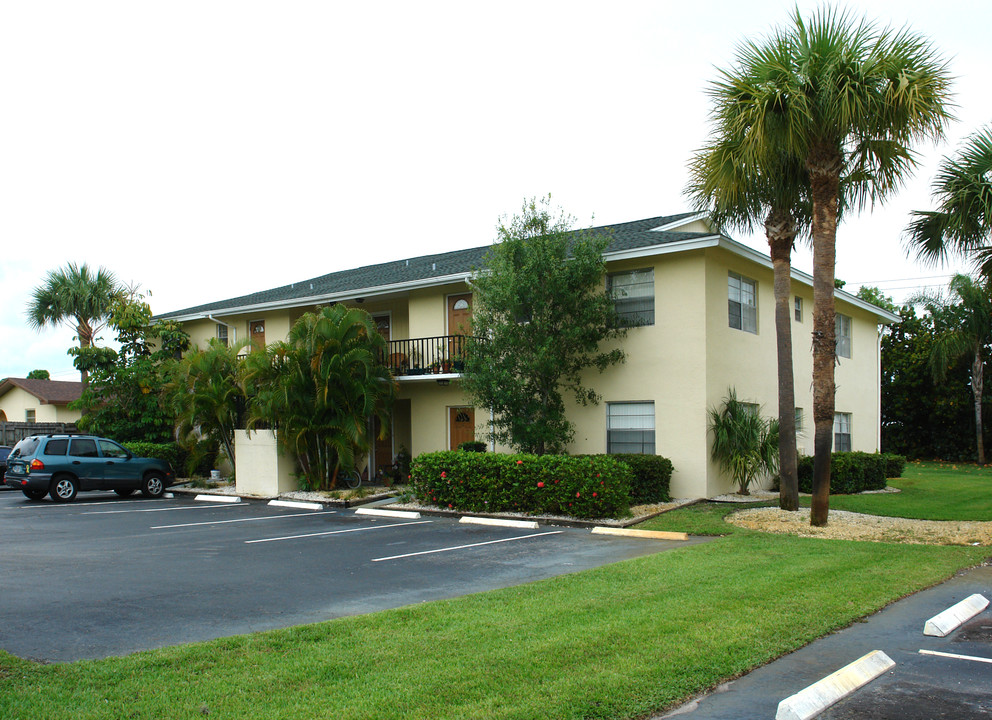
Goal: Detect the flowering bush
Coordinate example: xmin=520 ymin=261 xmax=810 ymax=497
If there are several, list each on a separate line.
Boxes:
xmin=410 ymin=452 xmax=632 ymax=519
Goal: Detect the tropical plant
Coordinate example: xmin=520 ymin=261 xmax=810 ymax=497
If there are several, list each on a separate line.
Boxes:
xmin=166 ymin=338 xmax=246 ymax=471
xmin=708 ymin=389 xmax=780 ymax=496
xmin=462 ymin=195 xmax=625 ymax=455
xmin=242 ymin=305 xmax=396 ymax=490
xmin=686 ymin=75 xmax=810 ymax=511
xmin=910 ymin=274 xmax=992 ymax=465
xmin=906 ymin=125 xmax=992 ymax=277
xmin=709 ymin=6 xmax=952 ymax=524
xmin=27 ymin=263 xmax=122 ymax=386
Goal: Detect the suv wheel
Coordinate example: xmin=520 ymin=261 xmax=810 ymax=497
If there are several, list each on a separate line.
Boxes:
xmin=142 ymin=472 xmax=165 ymax=498
xmin=22 ymin=488 xmax=47 ymax=501
xmin=50 ymin=475 xmax=79 ymax=503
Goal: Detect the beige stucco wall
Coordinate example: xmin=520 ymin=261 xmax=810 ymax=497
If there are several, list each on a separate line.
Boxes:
xmin=0 ymin=387 xmax=81 ymax=423
xmin=234 ymin=429 xmax=298 ymax=496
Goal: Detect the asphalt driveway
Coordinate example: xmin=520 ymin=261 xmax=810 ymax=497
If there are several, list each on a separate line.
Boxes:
xmin=0 ymin=490 xmax=703 ymax=663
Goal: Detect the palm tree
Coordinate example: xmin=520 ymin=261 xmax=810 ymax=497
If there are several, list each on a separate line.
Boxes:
xmin=687 ymin=91 xmax=810 ymax=511
xmin=708 ymin=388 xmax=780 ymax=496
xmin=167 ymin=339 xmax=247 ymax=472
xmin=243 ymin=305 xmax=397 ymax=490
xmin=27 ymin=263 xmax=121 ymax=386
xmin=906 ymin=126 xmax=992 ymax=277
xmin=711 ymin=7 xmax=953 ymax=525
xmin=912 ymin=274 xmax=992 ymax=465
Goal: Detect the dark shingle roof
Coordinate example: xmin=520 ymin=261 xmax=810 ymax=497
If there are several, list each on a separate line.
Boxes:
xmin=0 ymin=378 xmax=83 ymax=405
xmin=158 ymin=213 xmax=711 ymax=319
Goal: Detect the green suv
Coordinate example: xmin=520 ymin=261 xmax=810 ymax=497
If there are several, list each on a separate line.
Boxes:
xmin=3 ymin=434 xmax=175 ymax=502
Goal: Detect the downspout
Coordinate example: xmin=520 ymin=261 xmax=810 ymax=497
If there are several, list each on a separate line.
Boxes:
xmin=206 ymin=315 xmax=236 ymax=343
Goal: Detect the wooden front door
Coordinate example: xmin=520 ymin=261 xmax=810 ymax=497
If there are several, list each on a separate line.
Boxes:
xmin=448 ymin=293 xmax=472 ymax=362
xmin=374 ymin=315 xmax=391 ymax=341
xmin=250 ymin=320 xmax=266 ymax=351
xmin=373 ymin=414 xmax=393 ymax=479
xmin=449 ymin=407 xmax=475 ymax=450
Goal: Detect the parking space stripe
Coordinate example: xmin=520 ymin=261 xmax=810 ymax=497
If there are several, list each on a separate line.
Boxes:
xmin=151 ymin=510 xmax=338 ymax=529
xmin=919 ymin=649 xmax=992 ymax=665
xmin=245 ymin=519 xmax=432 ymax=544
xmin=371 ymin=530 xmax=564 ymax=562
xmin=83 ymin=504 xmax=242 ymax=515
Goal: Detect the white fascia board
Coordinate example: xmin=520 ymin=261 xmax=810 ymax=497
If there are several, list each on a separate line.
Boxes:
xmin=165 ymin=272 xmax=473 ymax=323
xmin=647 ymin=212 xmax=710 ymax=232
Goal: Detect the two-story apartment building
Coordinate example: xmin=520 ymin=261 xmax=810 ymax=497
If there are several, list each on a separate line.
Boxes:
xmin=158 ymin=213 xmax=898 ymax=498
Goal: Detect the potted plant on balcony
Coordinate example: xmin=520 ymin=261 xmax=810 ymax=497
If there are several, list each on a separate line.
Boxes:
xmin=407 ymin=348 xmax=426 ymax=375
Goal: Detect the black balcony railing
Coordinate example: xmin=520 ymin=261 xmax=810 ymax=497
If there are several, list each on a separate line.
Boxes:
xmin=384 ymin=335 xmax=478 ymax=376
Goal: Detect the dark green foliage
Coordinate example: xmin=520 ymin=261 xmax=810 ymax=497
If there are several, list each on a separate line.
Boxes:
xmin=462 ymin=196 xmax=625 ymax=455
xmin=391 ymin=445 xmax=412 ymax=484
xmin=411 ymin=451 xmax=631 ymax=519
xmin=881 ymin=303 xmax=985 ymax=460
xmin=457 ymin=441 xmax=488 ymax=453
xmin=26 ymin=369 xmax=50 ymax=380
xmin=122 ymin=442 xmax=184 ymax=473
xmin=797 ymin=452 xmax=904 ymax=494
xmin=612 ymin=454 xmax=673 ymax=504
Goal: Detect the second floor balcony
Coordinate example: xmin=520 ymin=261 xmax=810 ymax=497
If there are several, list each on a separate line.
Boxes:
xmin=385 ymin=335 xmax=479 ymax=378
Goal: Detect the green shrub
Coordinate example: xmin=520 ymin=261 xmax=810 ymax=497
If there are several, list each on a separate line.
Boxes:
xmin=457 ymin=441 xmax=488 ymax=453
xmin=586 ymin=454 xmax=672 ymax=504
xmin=797 ymin=452 xmax=897 ymax=494
xmin=411 ymin=451 xmax=631 ymax=519
xmin=123 ymin=442 xmax=185 ymax=474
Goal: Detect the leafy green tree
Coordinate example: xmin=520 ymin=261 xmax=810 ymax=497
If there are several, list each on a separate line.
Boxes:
xmin=26 ymin=369 xmax=50 ymax=380
xmin=27 ymin=263 xmax=121 ymax=387
xmin=711 ymin=6 xmax=952 ymax=524
xmin=166 ymin=339 xmax=246 ymax=471
xmin=911 ymin=274 xmax=992 ymax=464
xmin=708 ymin=388 xmax=780 ymax=495
xmin=71 ymin=290 xmax=190 ymax=443
xmin=906 ymin=126 xmax=992 ymax=276
xmin=243 ymin=305 xmax=396 ymax=490
xmin=462 ymin=196 xmax=625 ymax=455
xmin=687 ymin=79 xmax=811 ymax=511
xmin=855 ymin=286 xmax=899 ymax=315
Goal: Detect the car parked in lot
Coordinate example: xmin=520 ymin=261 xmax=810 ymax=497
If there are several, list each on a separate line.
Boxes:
xmin=0 ymin=445 xmax=11 ymax=487
xmin=3 ymin=434 xmax=174 ymax=502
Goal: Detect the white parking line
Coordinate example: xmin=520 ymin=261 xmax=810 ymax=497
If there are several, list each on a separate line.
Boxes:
xmin=83 ymin=504 xmax=242 ymax=515
xmin=16 ymin=499 xmax=162 ymax=509
xmin=371 ymin=530 xmax=564 ymax=562
xmin=245 ymin=519 xmax=432 ymax=544
xmin=919 ymin=649 xmax=992 ymax=665
xmin=152 ymin=510 xmax=338 ymax=529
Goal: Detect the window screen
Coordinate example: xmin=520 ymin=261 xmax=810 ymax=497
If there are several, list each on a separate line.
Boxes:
xmin=608 ymin=269 xmax=654 ymax=327
xmin=607 ymin=402 xmax=655 ymax=454
xmin=729 ymin=272 xmax=757 ymax=334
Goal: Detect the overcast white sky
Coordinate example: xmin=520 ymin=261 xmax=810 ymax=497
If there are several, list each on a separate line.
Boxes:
xmin=2 ymin=1 xmax=989 ymax=381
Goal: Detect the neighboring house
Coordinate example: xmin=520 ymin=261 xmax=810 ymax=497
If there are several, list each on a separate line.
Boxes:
xmin=0 ymin=378 xmax=83 ymax=424
xmin=158 ymin=213 xmax=898 ymax=498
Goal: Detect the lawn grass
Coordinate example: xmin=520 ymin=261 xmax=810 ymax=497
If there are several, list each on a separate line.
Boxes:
xmin=805 ymin=461 xmax=992 ymax=521
xmin=1 ymin=518 xmax=985 ymax=719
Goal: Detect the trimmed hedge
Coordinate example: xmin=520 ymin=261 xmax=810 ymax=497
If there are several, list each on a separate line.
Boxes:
xmin=122 ymin=442 xmax=184 ymax=474
xmin=411 ymin=451 xmax=631 ymax=519
xmin=587 ymin=454 xmax=672 ymax=504
xmin=797 ymin=452 xmax=907 ymax=495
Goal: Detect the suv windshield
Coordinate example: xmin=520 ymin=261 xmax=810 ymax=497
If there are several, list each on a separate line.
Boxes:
xmin=10 ymin=437 xmax=41 ymax=459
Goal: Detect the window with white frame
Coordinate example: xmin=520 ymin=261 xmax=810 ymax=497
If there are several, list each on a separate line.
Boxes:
xmin=834 ymin=413 xmax=852 ymax=452
xmin=608 ymin=268 xmax=654 ymax=327
xmin=607 ymin=402 xmax=655 ymax=454
xmin=25 ymin=409 xmax=36 ymax=423
xmin=836 ymin=313 xmax=852 ymax=358
xmin=728 ymin=272 xmax=757 ymax=333
xmin=795 ymin=407 xmax=804 ymax=435
xmin=216 ymin=324 xmax=229 ymax=347
xmin=794 ymin=296 xmax=803 ymax=322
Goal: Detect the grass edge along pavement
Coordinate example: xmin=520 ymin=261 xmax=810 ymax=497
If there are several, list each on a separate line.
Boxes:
xmin=1 ymin=516 xmax=986 ymax=720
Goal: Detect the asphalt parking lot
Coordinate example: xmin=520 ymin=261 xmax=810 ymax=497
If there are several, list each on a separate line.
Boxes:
xmin=0 ymin=489 xmax=704 ymax=663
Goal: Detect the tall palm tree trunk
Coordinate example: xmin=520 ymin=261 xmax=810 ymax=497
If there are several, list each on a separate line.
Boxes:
xmin=972 ymin=350 xmax=986 ymax=465
xmin=766 ymin=210 xmax=799 ymax=511
xmin=809 ymin=152 xmax=841 ymax=527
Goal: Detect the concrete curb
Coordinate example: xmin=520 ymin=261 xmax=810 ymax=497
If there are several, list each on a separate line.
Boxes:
xmin=923 ymin=593 xmax=989 ymax=637
xmin=591 ymin=526 xmax=688 ymax=541
xmin=194 ymin=494 xmax=241 ymax=504
xmin=459 ymin=516 xmax=539 ymax=529
xmin=775 ymin=650 xmax=895 ymax=720
xmin=268 ymin=499 xmax=323 ymax=511
xmin=355 ymin=507 xmax=422 ymax=519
